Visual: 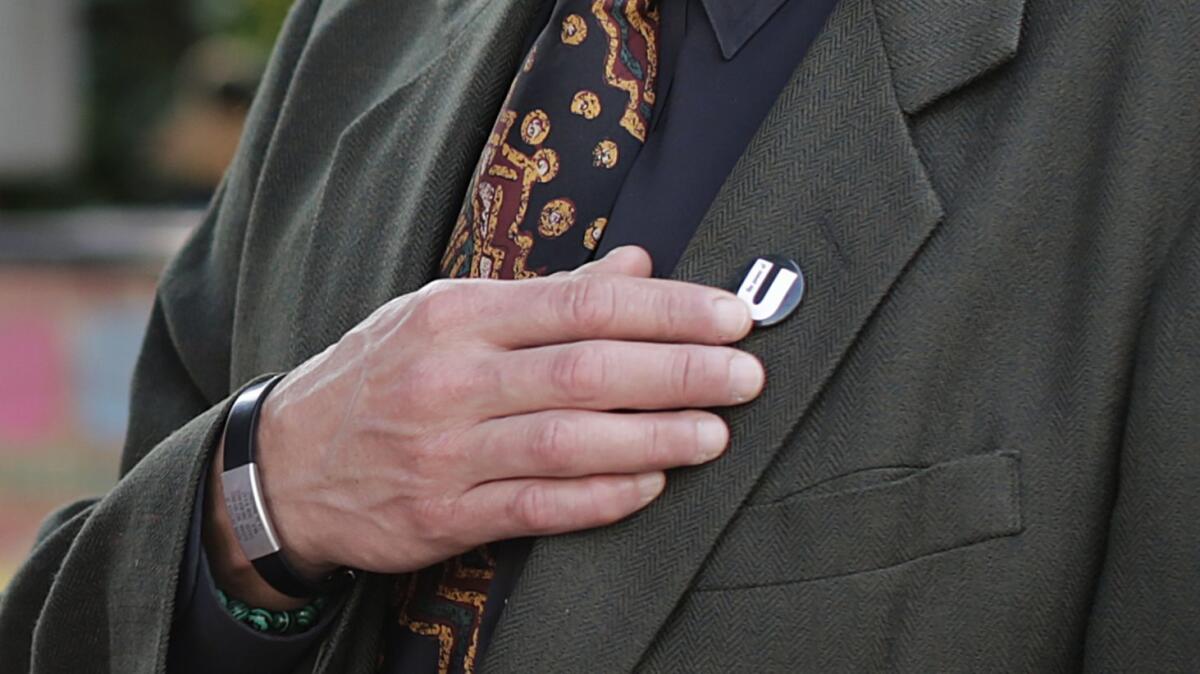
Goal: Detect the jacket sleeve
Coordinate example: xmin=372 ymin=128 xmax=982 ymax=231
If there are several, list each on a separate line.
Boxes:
xmin=0 ymin=1 xmax=325 ymax=671
xmin=166 ymin=469 xmax=338 ymax=674
xmin=1082 ymin=209 xmax=1200 ymax=670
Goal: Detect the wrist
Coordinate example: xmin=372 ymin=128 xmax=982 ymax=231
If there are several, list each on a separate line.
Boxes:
xmin=204 ymin=439 xmax=313 ymax=610
xmin=212 ymin=375 xmax=352 ymax=601
xmin=253 ymin=377 xmax=340 ymax=582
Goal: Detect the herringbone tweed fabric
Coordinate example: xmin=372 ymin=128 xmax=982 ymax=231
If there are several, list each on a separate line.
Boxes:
xmin=1 ymin=0 xmax=1197 ymax=671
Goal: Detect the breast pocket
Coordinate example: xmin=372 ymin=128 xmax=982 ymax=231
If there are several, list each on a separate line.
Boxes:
xmin=694 ymin=451 xmax=1023 ymax=589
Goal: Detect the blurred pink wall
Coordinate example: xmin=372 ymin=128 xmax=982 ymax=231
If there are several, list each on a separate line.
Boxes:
xmin=0 ymin=266 xmax=157 ymax=584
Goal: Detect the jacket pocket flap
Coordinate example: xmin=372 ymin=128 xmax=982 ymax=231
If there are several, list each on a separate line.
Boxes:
xmin=695 ymin=451 xmax=1022 ymax=589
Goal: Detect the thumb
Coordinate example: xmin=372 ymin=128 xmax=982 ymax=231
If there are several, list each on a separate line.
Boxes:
xmin=573 ymin=245 xmax=653 ymax=277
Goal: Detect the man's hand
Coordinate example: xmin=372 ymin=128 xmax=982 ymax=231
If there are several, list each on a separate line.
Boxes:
xmin=204 ymin=247 xmax=763 ymax=608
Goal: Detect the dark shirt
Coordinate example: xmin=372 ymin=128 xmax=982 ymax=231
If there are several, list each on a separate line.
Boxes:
xmin=168 ymin=0 xmax=838 ymax=670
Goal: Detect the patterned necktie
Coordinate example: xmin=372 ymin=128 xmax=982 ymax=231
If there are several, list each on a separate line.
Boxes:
xmin=439 ymin=0 xmax=661 ymax=279
xmin=393 ymin=1 xmax=660 ymax=672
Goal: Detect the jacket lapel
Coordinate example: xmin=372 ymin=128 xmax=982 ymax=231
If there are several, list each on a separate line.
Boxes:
xmin=484 ymin=0 xmax=1022 ymax=670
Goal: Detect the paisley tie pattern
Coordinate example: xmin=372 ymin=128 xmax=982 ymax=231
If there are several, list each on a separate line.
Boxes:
xmin=391 ymin=2 xmax=661 ymax=673
xmin=439 ymin=0 xmax=661 ymax=280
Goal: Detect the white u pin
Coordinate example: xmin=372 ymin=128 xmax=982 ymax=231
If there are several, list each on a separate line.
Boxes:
xmin=733 ymin=255 xmax=805 ymax=327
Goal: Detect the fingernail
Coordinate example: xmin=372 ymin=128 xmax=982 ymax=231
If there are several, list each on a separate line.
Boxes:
xmin=637 ymin=473 xmax=666 ymax=501
xmin=695 ymin=417 xmax=728 ymax=463
xmin=728 ymin=353 xmax=765 ymax=402
xmin=712 ymin=296 xmax=750 ymax=340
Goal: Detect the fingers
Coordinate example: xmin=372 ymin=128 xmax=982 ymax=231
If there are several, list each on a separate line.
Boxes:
xmin=496 ymin=274 xmax=751 ymax=347
xmin=462 ymin=409 xmax=728 ymax=483
xmin=478 ymin=340 xmax=765 ymax=416
xmin=455 ymin=472 xmax=666 ymax=542
xmin=410 ymin=252 xmax=751 ymax=349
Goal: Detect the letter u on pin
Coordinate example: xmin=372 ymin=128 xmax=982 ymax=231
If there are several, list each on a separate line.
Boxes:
xmin=733 ymin=255 xmax=805 ymax=327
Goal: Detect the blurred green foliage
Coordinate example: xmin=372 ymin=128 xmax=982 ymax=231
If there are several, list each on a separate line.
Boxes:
xmin=190 ymin=0 xmax=292 ymax=51
xmin=0 ymin=0 xmax=289 ymax=209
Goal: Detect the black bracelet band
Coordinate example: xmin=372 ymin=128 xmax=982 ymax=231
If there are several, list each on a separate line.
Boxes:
xmin=221 ymin=374 xmax=356 ymax=598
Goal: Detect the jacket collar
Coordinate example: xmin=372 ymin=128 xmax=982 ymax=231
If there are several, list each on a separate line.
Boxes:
xmin=700 ymin=0 xmax=794 ymax=59
xmin=701 ymin=0 xmax=1027 ymax=112
xmin=872 ymin=0 xmax=1026 ymax=113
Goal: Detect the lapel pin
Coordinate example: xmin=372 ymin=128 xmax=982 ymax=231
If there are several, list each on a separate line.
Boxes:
xmin=732 ymin=255 xmax=805 ymax=327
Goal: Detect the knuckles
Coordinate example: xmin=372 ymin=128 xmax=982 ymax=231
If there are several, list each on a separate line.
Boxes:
xmin=407 ymin=496 xmax=468 ymax=550
xmin=667 ymin=348 xmax=703 ymax=399
xmin=639 ymin=415 xmax=702 ymax=466
xmin=655 ymin=286 xmax=692 ymax=336
xmin=408 ymin=279 xmax=473 ymax=334
xmin=556 ymin=275 xmax=618 ymax=333
xmin=529 ymin=416 xmax=576 ymax=474
xmin=392 ymin=354 xmax=496 ymax=415
xmin=550 ymin=346 xmax=608 ymax=403
xmin=640 ymin=417 xmax=669 ymax=465
xmin=508 ymin=482 xmax=559 ymax=533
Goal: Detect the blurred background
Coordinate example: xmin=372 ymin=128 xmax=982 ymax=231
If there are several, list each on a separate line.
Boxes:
xmin=0 ymin=0 xmax=289 ymax=587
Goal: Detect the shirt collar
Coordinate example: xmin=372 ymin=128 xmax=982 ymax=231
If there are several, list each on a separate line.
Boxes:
xmin=699 ymin=0 xmax=794 ymax=59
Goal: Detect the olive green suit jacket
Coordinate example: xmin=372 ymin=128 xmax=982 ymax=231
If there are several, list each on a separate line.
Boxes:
xmin=3 ymin=0 xmax=1198 ymax=671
